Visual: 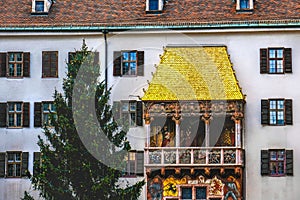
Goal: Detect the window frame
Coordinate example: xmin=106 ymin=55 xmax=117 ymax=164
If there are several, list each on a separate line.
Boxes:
xmin=121 ymin=101 xmax=137 ymax=127
xmin=180 ymin=185 xmax=208 ymax=200
xmin=121 ymin=51 xmax=138 ymax=76
xmin=236 ymin=0 xmax=253 ymax=11
xmin=122 ymin=151 xmax=144 ymax=177
xmin=6 ymin=152 xmax=22 ymax=178
xmin=7 ymin=102 xmax=23 ymax=128
xmin=42 ymin=101 xmax=56 ymax=127
xmin=268 ymin=99 xmax=285 ymax=125
xmin=7 ymin=52 xmax=23 ymax=78
xmin=269 ymin=149 xmax=286 ymax=177
xmin=268 ymin=48 xmax=284 ymax=74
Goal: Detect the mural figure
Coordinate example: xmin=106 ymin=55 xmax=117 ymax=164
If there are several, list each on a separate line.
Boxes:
xmin=148 ymin=178 xmax=163 ymax=200
xmin=224 ymin=176 xmax=240 ymax=200
xmin=161 ymin=126 xmax=174 ymax=147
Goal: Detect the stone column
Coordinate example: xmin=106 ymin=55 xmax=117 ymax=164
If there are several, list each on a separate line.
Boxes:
xmin=172 ymin=104 xmax=181 ymax=147
xmin=144 ymin=111 xmax=151 ymax=147
xmin=201 ymin=113 xmax=213 ymax=147
xmin=231 ymin=111 xmax=244 ymax=148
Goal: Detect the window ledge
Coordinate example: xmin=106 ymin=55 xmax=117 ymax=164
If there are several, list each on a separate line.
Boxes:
xmin=31 ymin=12 xmax=49 ymax=16
xmin=145 ymin=10 xmax=163 ymax=14
xmin=236 ymin=9 xmax=254 ymax=14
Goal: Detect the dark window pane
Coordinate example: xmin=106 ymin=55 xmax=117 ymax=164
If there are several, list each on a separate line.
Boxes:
xmin=240 ymin=0 xmax=249 ymax=9
xmin=149 ymin=0 xmax=159 ymax=10
xmin=196 ymin=187 xmax=206 ymax=199
xmin=35 ymin=1 xmax=44 ymax=12
xmin=182 ymin=187 xmax=192 ymax=200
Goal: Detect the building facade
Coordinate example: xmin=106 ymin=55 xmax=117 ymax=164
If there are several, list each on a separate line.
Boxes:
xmin=0 ymin=0 xmax=299 ymax=199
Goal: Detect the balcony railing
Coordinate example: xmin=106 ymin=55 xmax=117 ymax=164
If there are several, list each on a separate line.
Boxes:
xmin=145 ymin=147 xmax=243 ymax=167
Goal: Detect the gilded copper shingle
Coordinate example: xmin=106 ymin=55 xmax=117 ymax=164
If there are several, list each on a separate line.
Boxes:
xmin=142 ymin=46 xmax=244 ymax=101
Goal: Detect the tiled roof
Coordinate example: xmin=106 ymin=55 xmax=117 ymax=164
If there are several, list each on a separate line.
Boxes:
xmin=0 ymin=0 xmax=299 ymax=29
xmin=141 ymin=46 xmax=244 ymax=101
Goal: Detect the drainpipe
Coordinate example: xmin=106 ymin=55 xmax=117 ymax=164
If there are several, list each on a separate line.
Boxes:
xmin=103 ymin=29 xmax=108 ymax=91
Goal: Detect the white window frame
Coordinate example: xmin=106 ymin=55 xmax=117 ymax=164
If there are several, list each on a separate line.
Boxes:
xmin=146 ymin=0 xmax=164 ymax=12
xmin=32 ymin=0 xmax=53 ymax=13
xmin=236 ymin=0 xmax=253 ymax=10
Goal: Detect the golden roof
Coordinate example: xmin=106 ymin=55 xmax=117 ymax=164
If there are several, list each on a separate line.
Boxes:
xmin=142 ymin=46 xmax=244 ymax=101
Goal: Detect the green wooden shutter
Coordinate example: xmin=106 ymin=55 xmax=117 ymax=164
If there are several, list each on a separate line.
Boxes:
xmin=261 ymin=100 xmax=269 ymax=125
xmin=33 ymin=152 xmax=41 ymax=176
xmin=284 ymin=48 xmax=292 ymax=73
xmin=23 ymin=102 xmax=30 ymax=127
xmin=136 ymin=101 xmax=143 ymax=126
xmin=286 ymin=150 xmax=293 ymax=176
xmin=285 ymin=99 xmax=293 ymax=125
xmin=34 ymin=102 xmax=42 ymax=127
xmin=23 ymin=52 xmax=30 ymax=77
xmin=136 ymin=151 xmax=144 ymax=176
xmin=50 ymin=51 xmax=58 ymax=77
xmin=0 ymin=103 xmax=7 ymax=127
xmin=21 ymin=152 xmax=29 ymax=177
xmin=261 ymin=150 xmax=269 ymax=175
xmin=260 ymin=48 xmax=268 ymax=74
xmin=42 ymin=51 xmax=51 ymax=77
xmin=0 ymin=152 xmax=5 ymax=177
xmin=0 ymin=53 xmax=7 ymax=77
xmin=137 ymin=51 xmax=144 ymax=76
xmin=113 ymin=51 xmax=122 ymax=76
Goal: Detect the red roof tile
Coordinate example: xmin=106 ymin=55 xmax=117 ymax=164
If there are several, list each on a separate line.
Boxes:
xmin=0 ymin=0 xmax=299 ymax=28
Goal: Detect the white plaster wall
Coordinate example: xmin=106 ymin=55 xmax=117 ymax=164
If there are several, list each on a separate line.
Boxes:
xmin=1 ymin=29 xmax=300 ymax=200
xmin=107 ymin=30 xmax=300 ymax=200
xmin=0 ymin=34 xmax=104 ymax=200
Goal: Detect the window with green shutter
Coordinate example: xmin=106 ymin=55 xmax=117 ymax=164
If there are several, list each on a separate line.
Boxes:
xmin=261 ymin=149 xmax=293 ymax=176
xmin=260 ymin=48 xmax=292 ymax=74
xmin=113 ymin=51 xmax=144 ymax=76
xmin=261 ymin=99 xmax=293 ymax=126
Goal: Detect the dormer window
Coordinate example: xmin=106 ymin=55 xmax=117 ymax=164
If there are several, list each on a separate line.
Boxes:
xmin=32 ymin=0 xmax=53 ymax=14
xmin=236 ymin=0 xmax=253 ymax=11
xmin=146 ymin=0 xmax=164 ymax=12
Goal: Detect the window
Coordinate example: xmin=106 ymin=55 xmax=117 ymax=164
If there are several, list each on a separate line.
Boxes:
xmin=31 ymin=0 xmax=53 ymax=14
xmin=0 ymin=152 xmax=29 ymax=178
xmin=4 ymin=102 xmax=30 ymax=128
xmin=112 ymin=101 xmax=143 ymax=127
xmin=35 ymin=1 xmax=45 ymax=12
xmin=0 ymin=52 xmax=30 ymax=78
xmin=42 ymin=51 xmax=58 ymax=77
xmin=260 ymin=48 xmax=292 ymax=74
xmin=261 ymin=99 xmax=292 ymax=125
xmin=122 ymin=151 xmax=144 ymax=177
xmin=34 ymin=102 xmax=57 ymax=127
xmin=261 ymin=149 xmax=293 ymax=176
xmin=181 ymin=186 xmax=207 ymax=200
xmin=7 ymin=152 xmax=22 ymax=177
xmin=236 ymin=0 xmax=253 ymax=10
xmin=113 ymin=51 xmax=144 ymax=76
xmin=122 ymin=101 xmax=137 ymax=126
xmin=146 ymin=0 xmax=164 ymax=12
